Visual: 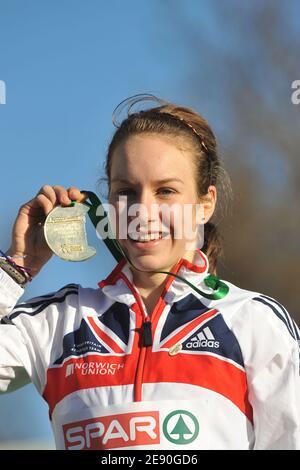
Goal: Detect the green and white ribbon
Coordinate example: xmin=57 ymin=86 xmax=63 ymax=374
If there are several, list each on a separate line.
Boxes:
xmin=77 ymin=191 xmax=229 ymax=301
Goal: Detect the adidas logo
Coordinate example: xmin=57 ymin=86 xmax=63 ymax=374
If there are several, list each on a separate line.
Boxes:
xmin=186 ymin=327 xmax=219 ymax=349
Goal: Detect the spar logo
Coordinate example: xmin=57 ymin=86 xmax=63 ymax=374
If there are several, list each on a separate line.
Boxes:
xmin=163 ymin=410 xmax=199 ymax=445
xmin=63 ymin=411 xmax=160 ymax=450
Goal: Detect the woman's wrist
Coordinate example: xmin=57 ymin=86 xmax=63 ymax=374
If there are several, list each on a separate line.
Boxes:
xmin=0 ymin=250 xmax=32 ymax=287
xmin=4 ymin=249 xmax=47 ymax=279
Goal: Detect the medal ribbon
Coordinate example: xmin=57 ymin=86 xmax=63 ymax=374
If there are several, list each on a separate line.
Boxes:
xmin=78 ymin=191 xmax=229 ymax=301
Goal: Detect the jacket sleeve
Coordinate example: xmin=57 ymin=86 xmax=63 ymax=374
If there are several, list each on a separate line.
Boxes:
xmin=232 ymin=295 xmax=300 ymax=449
xmin=0 ymin=268 xmax=31 ymax=392
xmin=0 ymin=267 xmax=24 ymax=318
xmin=0 ymin=268 xmax=79 ymax=395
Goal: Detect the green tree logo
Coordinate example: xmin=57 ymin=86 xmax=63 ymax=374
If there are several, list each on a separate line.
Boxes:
xmin=163 ymin=410 xmax=199 ymax=445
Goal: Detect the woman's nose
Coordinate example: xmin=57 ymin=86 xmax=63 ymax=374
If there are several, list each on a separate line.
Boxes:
xmin=132 ymin=191 xmax=159 ymax=227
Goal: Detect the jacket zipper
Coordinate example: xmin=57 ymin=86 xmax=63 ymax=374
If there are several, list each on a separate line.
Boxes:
xmin=132 ymin=292 xmax=152 ymax=401
xmin=129 ymin=285 xmax=167 ymax=402
xmin=119 ymin=262 xmax=182 ymax=402
xmin=119 ymin=273 xmax=152 ymax=401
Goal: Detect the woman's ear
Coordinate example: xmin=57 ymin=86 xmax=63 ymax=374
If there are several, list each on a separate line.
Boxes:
xmin=200 ymin=185 xmax=217 ymax=223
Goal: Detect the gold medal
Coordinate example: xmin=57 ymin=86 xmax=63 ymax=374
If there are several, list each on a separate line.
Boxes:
xmin=44 ymin=203 xmax=96 ymax=261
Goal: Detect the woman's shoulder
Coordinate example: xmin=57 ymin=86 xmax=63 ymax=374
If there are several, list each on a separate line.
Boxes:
xmin=7 ymin=281 xmax=112 ymax=327
xmin=5 ymin=283 xmax=80 ymax=322
xmin=3 ymin=282 xmax=107 ymax=345
xmin=218 ymin=279 xmax=300 ymax=346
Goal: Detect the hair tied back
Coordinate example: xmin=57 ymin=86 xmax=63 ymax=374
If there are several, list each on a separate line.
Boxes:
xmin=112 ymin=93 xmax=168 ymax=128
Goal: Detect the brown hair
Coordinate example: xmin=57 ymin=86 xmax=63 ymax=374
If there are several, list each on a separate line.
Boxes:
xmin=104 ymin=95 xmax=231 ymax=274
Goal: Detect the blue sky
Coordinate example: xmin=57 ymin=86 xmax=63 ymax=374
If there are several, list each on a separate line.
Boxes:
xmin=0 ymin=0 xmax=220 ymax=446
xmin=0 ymin=0 xmax=299 ymax=447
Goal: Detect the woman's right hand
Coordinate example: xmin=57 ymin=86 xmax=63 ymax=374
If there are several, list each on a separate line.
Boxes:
xmin=6 ymin=185 xmax=83 ymax=277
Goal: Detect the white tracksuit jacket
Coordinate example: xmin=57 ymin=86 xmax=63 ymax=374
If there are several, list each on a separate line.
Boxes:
xmin=0 ymin=250 xmax=299 ymax=450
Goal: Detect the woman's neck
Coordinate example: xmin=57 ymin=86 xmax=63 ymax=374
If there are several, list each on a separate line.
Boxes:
xmin=130 ymin=251 xmax=197 ymax=315
xmin=132 ymin=270 xmax=170 ymax=316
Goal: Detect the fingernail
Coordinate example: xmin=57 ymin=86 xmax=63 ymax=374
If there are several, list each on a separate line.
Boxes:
xmin=62 ymin=196 xmax=70 ymax=205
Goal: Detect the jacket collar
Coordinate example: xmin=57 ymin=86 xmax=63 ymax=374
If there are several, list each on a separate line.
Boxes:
xmin=98 ymin=249 xmax=209 ymax=307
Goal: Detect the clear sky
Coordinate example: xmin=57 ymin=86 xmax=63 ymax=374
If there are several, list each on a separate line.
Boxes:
xmin=0 ymin=0 xmax=220 ymax=446
xmin=0 ymin=0 xmax=299 ymax=448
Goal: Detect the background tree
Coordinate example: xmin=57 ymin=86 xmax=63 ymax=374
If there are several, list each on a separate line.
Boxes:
xmin=160 ymin=0 xmax=300 ymax=320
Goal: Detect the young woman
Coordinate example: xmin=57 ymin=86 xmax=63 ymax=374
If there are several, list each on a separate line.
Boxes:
xmin=0 ymin=95 xmax=299 ymax=450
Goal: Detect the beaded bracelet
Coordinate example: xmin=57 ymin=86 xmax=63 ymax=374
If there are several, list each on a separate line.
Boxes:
xmin=0 ymin=250 xmax=33 ymax=284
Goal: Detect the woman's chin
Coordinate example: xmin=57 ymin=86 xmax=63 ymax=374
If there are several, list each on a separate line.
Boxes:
xmin=120 ymin=239 xmax=185 ymax=272
xmin=128 ymin=256 xmax=166 ymax=273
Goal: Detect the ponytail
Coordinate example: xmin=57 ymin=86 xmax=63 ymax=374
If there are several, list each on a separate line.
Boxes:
xmin=202 ymin=222 xmax=222 ymax=275
xmin=106 ymin=94 xmax=231 ymax=274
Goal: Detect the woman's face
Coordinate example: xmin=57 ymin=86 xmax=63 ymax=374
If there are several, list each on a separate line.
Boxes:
xmin=109 ymin=134 xmax=211 ymax=272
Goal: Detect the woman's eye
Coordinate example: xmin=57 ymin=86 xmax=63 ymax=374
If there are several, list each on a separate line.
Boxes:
xmin=115 ymin=188 xmax=176 ymax=198
xmin=117 ymin=189 xmax=136 ymax=197
xmin=157 ymin=188 xmax=175 ymax=196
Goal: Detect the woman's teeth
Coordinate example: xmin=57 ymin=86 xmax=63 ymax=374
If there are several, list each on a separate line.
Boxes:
xmin=129 ymin=233 xmax=163 ymax=242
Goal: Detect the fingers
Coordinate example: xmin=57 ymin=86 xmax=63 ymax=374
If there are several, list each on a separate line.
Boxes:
xmin=67 ymin=186 xmax=83 ymax=202
xmin=35 ymin=193 xmax=55 ymax=216
xmin=34 ymin=185 xmax=82 ymax=216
